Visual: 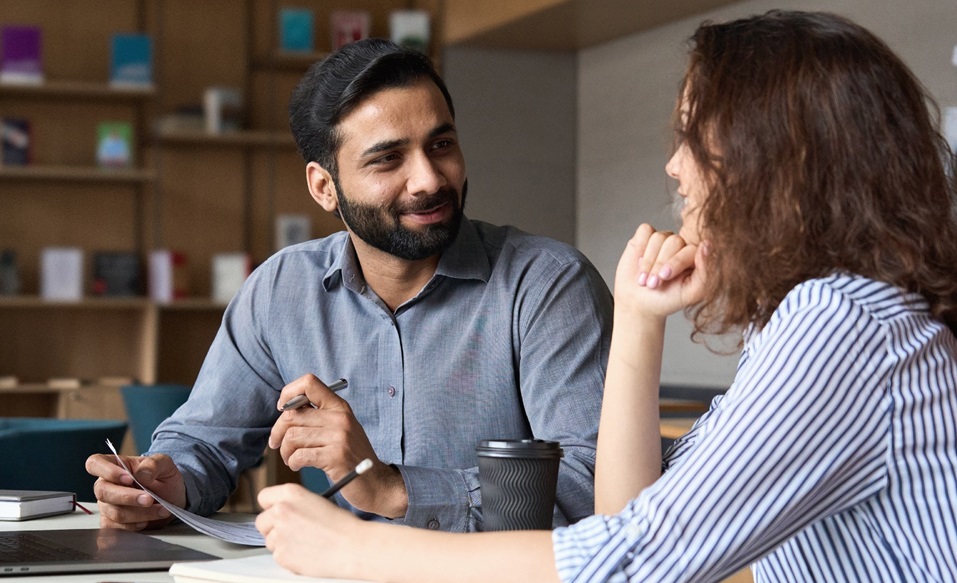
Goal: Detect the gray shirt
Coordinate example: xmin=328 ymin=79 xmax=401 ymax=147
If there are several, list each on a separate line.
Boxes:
xmin=151 ymin=217 xmax=612 ymax=532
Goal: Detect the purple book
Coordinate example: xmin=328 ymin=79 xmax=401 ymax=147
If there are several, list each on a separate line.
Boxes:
xmin=0 ymin=25 xmax=43 ymax=83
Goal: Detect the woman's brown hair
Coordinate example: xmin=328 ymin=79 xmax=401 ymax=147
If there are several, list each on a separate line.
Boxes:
xmin=678 ymin=10 xmax=957 ymax=339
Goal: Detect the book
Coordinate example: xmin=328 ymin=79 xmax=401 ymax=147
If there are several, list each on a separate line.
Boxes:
xmin=110 ymin=32 xmax=153 ymax=87
xmin=0 ymin=490 xmax=75 ymax=521
xmin=275 ymin=214 xmax=311 ymax=250
xmin=91 ymin=251 xmax=142 ymax=296
xmin=211 ymin=252 xmax=251 ymax=304
xmin=40 ymin=247 xmax=83 ymax=301
xmin=0 ymin=249 xmax=20 ymax=295
xmin=0 ymin=25 xmax=43 ymax=84
xmin=329 ymin=11 xmax=369 ymax=50
xmin=96 ymin=122 xmax=134 ymax=167
xmin=203 ymin=87 xmax=243 ymax=134
xmin=279 ymin=8 xmax=314 ymax=52
xmin=389 ymin=10 xmax=430 ymax=54
xmin=149 ymin=249 xmax=189 ymax=302
xmin=1 ymin=117 xmax=31 ymax=165
xmin=169 ymin=553 xmax=369 ymax=583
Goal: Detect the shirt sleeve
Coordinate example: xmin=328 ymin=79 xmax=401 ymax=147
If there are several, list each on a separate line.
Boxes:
xmin=515 ymin=257 xmax=612 ymax=526
xmin=149 ymin=266 xmax=283 ymax=516
xmin=553 ymin=281 xmax=894 ymax=582
xmin=394 ymin=257 xmax=612 ymax=532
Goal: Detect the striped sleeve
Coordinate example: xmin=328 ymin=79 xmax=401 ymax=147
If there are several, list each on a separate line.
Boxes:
xmin=553 ymin=278 xmax=896 ymax=582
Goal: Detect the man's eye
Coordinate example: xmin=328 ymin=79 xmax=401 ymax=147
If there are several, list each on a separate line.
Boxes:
xmin=373 ymin=153 xmax=400 ymax=164
xmin=432 ymin=139 xmax=452 ymax=150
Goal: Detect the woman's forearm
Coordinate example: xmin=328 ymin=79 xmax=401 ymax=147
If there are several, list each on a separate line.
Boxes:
xmin=594 ymin=312 xmax=666 ymax=515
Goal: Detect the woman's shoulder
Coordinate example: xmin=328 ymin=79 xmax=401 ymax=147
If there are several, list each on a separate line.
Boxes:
xmin=779 ymin=273 xmax=927 ymax=324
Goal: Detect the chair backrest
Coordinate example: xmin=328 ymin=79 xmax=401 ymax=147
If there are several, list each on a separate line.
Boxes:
xmin=299 ymin=467 xmax=331 ymax=493
xmin=121 ymin=384 xmax=192 ymax=454
xmin=0 ymin=417 xmax=128 ymax=502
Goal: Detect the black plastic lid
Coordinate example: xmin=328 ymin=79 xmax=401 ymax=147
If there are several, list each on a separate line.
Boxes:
xmin=476 ymin=439 xmax=564 ymax=459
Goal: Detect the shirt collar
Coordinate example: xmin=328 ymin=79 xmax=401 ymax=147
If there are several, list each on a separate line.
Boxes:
xmin=321 ymin=216 xmax=490 ymax=293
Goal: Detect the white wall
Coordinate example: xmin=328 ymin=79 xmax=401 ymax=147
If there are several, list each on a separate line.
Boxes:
xmin=443 ymin=46 xmax=579 ymax=245
xmin=578 ymin=0 xmax=957 ymax=387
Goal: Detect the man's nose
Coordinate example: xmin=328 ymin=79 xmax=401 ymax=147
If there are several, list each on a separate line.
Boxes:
xmin=407 ymin=152 xmax=446 ymax=195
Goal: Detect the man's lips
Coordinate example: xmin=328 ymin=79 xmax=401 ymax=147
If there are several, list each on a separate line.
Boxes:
xmin=401 ymin=201 xmax=451 ymax=224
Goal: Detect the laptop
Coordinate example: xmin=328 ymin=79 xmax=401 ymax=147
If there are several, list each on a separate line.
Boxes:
xmin=0 ymin=528 xmax=218 ymax=576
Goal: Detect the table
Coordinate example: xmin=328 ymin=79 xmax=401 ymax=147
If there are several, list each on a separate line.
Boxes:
xmin=660 ymin=416 xmax=699 ymax=440
xmin=0 ymin=507 xmax=266 ymax=582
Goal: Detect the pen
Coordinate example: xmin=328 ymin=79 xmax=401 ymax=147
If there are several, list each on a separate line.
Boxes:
xmin=281 ymin=378 xmax=349 ymax=411
xmin=320 ymin=458 xmax=373 ymax=499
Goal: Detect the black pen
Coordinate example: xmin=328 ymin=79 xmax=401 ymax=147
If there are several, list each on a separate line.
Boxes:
xmin=281 ymin=378 xmax=349 ymax=411
xmin=320 ymin=458 xmax=373 ymax=498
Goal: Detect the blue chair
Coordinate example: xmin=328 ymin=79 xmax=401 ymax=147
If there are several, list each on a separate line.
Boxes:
xmin=300 ymin=466 xmax=331 ymax=493
xmin=121 ymin=384 xmax=192 ymax=453
xmin=0 ymin=417 xmax=127 ymax=502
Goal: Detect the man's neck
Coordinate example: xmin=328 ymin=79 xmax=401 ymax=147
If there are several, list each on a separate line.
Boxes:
xmin=350 ymin=236 xmax=440 ymax=312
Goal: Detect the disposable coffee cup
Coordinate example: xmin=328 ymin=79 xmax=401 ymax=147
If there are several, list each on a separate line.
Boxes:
xmin=476 ymin=439 xmax=563 ymax=531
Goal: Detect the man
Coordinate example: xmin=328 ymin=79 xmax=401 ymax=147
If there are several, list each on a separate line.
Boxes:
xmin=87 ymin=39 xmax=612 ymax=533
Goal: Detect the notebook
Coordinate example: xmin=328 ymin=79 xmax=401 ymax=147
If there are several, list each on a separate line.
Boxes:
xmin=0 ymin=528 xmax=218 ymax=576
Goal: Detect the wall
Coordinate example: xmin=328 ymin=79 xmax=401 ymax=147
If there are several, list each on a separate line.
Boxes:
xmin=443 ymin=46 xmax=578 ymax=245
xmin=577 ymin=0 xmax=957 ymax=387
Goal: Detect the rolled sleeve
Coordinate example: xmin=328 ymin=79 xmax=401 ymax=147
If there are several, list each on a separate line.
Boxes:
xmin=392 ymin=465 xmax=481 ymax=532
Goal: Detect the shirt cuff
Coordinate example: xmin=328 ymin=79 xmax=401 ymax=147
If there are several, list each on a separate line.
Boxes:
xmin=392 ymin=464 xmax=480 ymax=532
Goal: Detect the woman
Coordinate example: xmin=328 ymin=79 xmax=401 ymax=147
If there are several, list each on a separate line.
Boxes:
xmin=255 ymin=10 xmax=957 ymax=582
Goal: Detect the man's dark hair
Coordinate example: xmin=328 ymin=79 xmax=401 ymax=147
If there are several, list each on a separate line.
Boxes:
xmin=289 ymin=38 xmax=454 ymax=178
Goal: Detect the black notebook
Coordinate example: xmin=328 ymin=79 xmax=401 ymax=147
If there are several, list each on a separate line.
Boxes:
xmin=0 ymin=528 xmax=218 ymax=576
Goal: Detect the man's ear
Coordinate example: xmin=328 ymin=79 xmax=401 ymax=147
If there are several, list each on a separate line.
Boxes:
xmin=306 ymin=162 xmax=338 ymax=213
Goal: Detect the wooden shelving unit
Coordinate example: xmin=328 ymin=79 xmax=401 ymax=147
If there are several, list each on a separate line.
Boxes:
xmin=0 ymin=0 xmax=439 ymax=428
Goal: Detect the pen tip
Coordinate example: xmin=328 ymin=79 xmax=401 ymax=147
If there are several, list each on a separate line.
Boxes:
xmin=356 ymin=459 xmax=373 ymax=474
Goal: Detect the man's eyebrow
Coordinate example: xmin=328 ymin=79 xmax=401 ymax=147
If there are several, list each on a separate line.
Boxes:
xmin=430 ymin=122 xmax=456 ymax=138
xmin=359 ymin=123 xmax=457 ymax=158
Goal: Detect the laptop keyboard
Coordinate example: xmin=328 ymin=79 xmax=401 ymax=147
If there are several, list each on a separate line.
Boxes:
xmin=0 ymin=532 xmax=91 ymax=562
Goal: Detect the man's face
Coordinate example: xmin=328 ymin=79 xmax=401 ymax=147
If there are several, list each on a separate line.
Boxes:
xmin=331 ymin=79 xmax=467 ymax=261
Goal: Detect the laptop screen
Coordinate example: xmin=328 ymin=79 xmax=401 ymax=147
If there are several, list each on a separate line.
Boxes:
xmin=0 ymin=528 xmax=218 ymax=576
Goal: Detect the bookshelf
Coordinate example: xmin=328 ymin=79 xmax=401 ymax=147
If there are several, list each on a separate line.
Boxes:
xmin=0 ymin=0 xmax=440 ymax=424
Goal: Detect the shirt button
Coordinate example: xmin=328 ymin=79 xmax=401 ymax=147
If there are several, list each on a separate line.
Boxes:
xmin=387 ymin=386 xmax=396 ymax=397
xmin=427 ymin=519 xmax=440 ymax=530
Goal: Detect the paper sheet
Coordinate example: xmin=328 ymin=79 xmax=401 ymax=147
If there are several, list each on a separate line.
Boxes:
xmin=106 ymin=439 xmax=265 ymax=546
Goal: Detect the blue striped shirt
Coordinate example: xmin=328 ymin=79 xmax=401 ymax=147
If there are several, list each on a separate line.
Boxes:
xmin=552 ymin=273 xmax=957 ymax=582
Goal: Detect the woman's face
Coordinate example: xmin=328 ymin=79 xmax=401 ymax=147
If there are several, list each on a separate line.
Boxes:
xmin=665 ymin=137 xmax=707 ymax=245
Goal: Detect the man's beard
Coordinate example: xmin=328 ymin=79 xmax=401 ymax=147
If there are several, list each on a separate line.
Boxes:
xmin=335 ymin=179 xmax=468 ymax=261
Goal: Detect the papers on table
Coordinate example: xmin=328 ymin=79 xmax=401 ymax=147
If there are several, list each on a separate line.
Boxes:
xmin=106 ymin=439 xmax=265 ymax=546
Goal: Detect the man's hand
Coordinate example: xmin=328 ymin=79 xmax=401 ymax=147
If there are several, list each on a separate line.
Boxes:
xmin=85 ymin=452 xmax=186 ymax=530
xmin=268 ymin=374 xmax=408 ymax=518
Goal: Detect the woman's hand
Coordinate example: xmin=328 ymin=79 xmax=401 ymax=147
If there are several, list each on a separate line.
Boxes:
xmin=614 ymin=223 xmax=708 ymax=320
xmin=256 ymin=483 xmax=366 ymax=579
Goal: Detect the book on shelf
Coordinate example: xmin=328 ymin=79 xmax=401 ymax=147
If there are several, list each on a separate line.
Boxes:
xmin=91 ymin=251 xmax=142 ymax=297
xmin=169 ymin=552 xmax=369 ymax=583
xmin=0 ymin=490 xmax=76 ymax=522
xmin=279 ymin=7 xmax=314 ymax=52
xmin=330 ymin=11 xmax=369 ymax=50
xmin=211 ymin=252 xmax=251 ymax=304
xmin=149 ymin=249 xmax=189 ymax=303
xmin=110 ymin=32 xmax=153 ymax=88
xmin=47 ymin=377 xmax=83 ymax=389
xmin=1 ymin=117 xmax=31 ymax=166
xmin=96 ymin=121 xmax=134 ymax=168
xmin=275 ymin=214 xmax=311 ymax=251
xmin=390 ymin=10 xmax=430 ymax=54
xmin=0 ymin=248 xmax=20 ymax=295
xmin=0 ymin=25 xmax=43 ymax=85
xmin=203 ymin=86 xmax=243 ymax=134
xmin=40 ymin=247 xmax=83 ymax=301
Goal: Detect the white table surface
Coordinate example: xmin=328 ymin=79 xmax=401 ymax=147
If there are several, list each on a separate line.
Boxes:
xmin=0 ymin=505 xmax=267 ymax=582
